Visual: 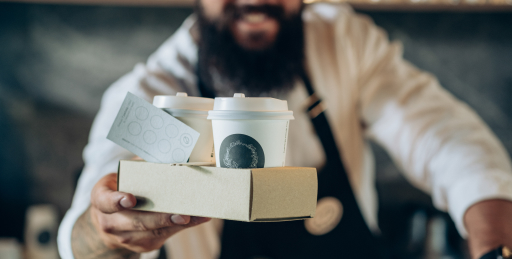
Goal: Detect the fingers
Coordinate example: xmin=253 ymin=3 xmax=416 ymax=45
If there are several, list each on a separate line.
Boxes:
xmin=113 ymin=226 xmax=183 ymax=253
xmin=116 ymin=225 xmax=186 ymax=245
xmin=91 ymin=173 xmax=137 ymax=214
xmin=190 ymin=216 xmax=211 ymax=225
xmin=97 ymin=211 xmax=191 ymax=232
xmin=109 ymin=217 xmax=212 ymax=253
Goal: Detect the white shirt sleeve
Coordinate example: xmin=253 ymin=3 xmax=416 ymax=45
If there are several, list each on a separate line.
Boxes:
xmin=57 ymin=15 xmax=199 ymax=259
xmin=352 ymin=12 xmax=512 ymax=237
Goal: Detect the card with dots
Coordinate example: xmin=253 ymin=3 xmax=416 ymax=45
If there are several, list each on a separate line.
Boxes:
xmin=107 ymin=92 xmax=200 ymax=163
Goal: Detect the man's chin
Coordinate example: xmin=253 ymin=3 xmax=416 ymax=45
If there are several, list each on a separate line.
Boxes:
xmin=235 ymin=38 xmax=276 ymax=51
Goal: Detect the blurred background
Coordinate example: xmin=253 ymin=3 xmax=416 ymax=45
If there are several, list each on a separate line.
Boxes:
xmin=0 ymin=0 xmax=511 ymax=258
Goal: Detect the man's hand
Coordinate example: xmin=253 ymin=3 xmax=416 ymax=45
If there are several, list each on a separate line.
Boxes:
xmin=71 ymin=173 xmax=210 ymax=258
xmin=464 ymin=199 xmax=512 ymax=259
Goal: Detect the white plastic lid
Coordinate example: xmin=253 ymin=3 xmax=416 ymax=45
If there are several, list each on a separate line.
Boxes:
xmin=208 ymin=93 xmax=294 ymax=120
xmin=212 ymin=93 xmax=289 ymax=111
xmin=153 ymin=92 xmax=214 ymax=111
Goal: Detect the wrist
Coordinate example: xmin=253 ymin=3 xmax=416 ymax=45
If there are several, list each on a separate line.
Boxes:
xmin=479 ymin=245 xmax=512 ymax=259
xmin=464 ymin=199 xmax=512 ymax=259
xmin=89 ymin=207 xmax=120 ymax=250
xmin=72 ymin=207 xmax=139 ymax=259
xmin=471 ymin=241 xmax=505 ymax=259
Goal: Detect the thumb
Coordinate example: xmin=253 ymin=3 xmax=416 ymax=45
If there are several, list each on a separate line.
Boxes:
xmin=91 ymin=173 xmax=137 ymax=214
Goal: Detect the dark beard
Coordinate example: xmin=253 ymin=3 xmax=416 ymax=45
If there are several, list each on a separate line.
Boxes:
xmin=196 ymin=3 xmax=305 ymax=97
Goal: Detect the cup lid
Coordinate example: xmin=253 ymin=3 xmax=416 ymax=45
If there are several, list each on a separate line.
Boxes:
xmin=212 ymin=93 xmax=289 ymax=112
xmin=153 ymin=92 xmax=214 ymax=111
xmin=208 ymin=93 xmax=294 ymax=120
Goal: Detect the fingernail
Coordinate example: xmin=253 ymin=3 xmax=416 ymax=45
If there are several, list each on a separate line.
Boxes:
xmin=120 ymin=197 xmax=133 ymax=208
xmin=171 ymin=215 xmax=186 ymax=225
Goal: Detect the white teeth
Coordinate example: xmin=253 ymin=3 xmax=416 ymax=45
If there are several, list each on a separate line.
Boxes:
xmin=244 ymin=13 xmax=267 ymax=23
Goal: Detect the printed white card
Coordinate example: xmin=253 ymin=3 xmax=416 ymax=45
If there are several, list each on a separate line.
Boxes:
xmin=107 ymin=92 xmax=200 ymax=163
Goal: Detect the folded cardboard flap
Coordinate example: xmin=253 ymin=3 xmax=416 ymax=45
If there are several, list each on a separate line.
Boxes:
xmin=117 ymin=160 xmax=317 ymax=222
xmin=250 ymin=167 xmax=317 ymax=220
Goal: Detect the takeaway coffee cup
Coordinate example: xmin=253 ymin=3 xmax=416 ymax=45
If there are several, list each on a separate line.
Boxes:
xmin=153 ymin=93 xmax=215 ymax=164
xmin=207 ymin=93 xmax=294 ymax=168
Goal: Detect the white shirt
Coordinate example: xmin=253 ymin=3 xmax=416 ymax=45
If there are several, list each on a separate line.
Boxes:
xmin=58 ymin=3 xmax=512 ymax=259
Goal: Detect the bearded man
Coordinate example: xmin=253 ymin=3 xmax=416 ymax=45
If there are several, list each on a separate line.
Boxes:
xmin=59 ymin=0 xmax=512 ymax=258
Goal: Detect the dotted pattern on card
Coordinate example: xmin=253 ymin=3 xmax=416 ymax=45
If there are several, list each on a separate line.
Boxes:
xmin=107 ymin=92 xmax=200 ymax=163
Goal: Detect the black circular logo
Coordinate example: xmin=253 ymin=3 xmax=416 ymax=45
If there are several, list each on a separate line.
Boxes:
xmin=219 ymin=134 xmax=265 ymax=168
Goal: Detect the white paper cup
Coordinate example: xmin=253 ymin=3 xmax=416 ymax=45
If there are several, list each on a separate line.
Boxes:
xmin=153 ymin=93 xmax=215 ymax=164
xmin=208 ymin=93 xmax=294 ymax=168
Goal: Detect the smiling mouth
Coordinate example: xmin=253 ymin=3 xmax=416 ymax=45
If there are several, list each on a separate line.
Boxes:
xmin=242 ymin=13 xmax=269 ymax=23
xmin=237 ymin=12 xmax=273 ymax=24
xmin=229 ymin=9 xmax=281 ymax=49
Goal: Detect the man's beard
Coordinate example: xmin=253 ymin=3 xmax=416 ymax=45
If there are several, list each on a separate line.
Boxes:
xmin=196 ymin=3 xmax=305 ymax=96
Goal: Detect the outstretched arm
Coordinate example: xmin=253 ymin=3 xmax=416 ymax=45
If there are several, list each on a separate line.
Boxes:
xmin=346 ymin=10 xmax=512 ymax=258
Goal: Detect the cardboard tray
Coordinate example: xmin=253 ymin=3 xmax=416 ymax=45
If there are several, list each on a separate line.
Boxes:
xmin=117 ymin=160 xmax=318 ymax=222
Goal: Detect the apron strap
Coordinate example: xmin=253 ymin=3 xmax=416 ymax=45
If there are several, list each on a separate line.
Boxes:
xmin=300 ymin=73 xmax=344 ymax=169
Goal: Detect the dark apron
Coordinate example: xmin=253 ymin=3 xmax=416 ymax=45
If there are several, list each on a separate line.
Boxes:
xmin=198 ymin=71 xmax=382 ymax=259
